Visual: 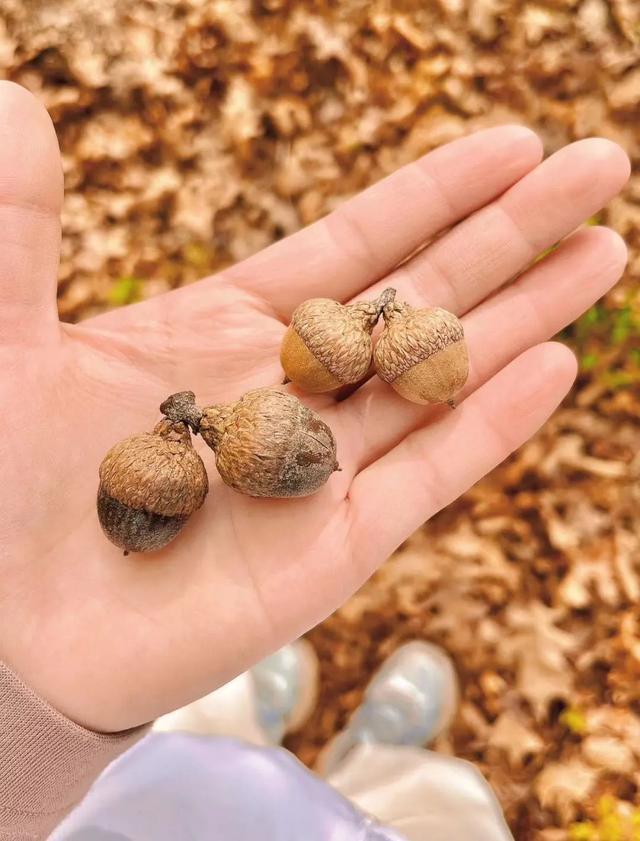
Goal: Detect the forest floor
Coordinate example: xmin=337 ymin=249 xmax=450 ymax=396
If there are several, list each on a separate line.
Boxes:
xmin=2 ymin=1 xmax=640 ymax=837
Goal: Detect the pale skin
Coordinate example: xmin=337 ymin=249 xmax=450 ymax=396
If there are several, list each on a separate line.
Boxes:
xmin=0 ymin=82 xmax=631 ymax=733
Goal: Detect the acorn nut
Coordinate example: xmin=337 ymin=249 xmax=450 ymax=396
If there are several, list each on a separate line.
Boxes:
xmin=281 ymin=288 xmax=396 ymax=393
xmin=374 ymin=300 xmax=469 ymax=406
xmin=97 ymin=416 xmax=208 ymax=554
xmin=197 ymin=387 xmax=339 ymax=497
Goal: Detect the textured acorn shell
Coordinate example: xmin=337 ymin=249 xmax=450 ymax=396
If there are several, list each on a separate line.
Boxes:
xmin=281 ymin=298 xmax=378 ymax=392
xmin=97 ymin=494 xmax=188 ymax=554
xmin=199 ymin=388 xmax=338 ymax=498
xmin=374 ymin=305 xmax=469 ymax=405
xmin=280 ymin=328 xmax=342 ymax=392
xmin=98 ymin=419 xmax=208 ymax=552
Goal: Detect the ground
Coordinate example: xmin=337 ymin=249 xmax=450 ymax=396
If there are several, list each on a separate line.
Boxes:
xmin=2 ymin=1 xmax=640 ymax=837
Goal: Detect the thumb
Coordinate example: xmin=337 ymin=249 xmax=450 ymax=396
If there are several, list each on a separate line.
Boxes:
xmin=0 ymin=82 xmax=63 ymax=344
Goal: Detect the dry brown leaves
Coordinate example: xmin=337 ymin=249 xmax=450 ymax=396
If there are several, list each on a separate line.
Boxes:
xmin=2 ymin=1 xmax=640 ymax=838
xmin=288 ymin=405 xmax=640 ymax=838
xmin=2 ymin=0 xmax=639 ymax=320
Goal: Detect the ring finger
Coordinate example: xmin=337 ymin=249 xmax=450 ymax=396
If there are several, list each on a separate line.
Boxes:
xmin=339 ymin=224 xmax=627 ymax=473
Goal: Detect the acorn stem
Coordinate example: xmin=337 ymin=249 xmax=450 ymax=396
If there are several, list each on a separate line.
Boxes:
xmin=160 ymin=391 xmax=203 ymax=433
xmin=381 ymin=298 xmax=411 ymax=324
xmin=198 ymin=403 xmax=233 ymax=451
xmin=375 ymin=287 xmax=396 ymax=317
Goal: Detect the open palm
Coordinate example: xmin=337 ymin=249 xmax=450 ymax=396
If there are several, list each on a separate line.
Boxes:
xmin=0 ymin=83 xmax=630 ymax=733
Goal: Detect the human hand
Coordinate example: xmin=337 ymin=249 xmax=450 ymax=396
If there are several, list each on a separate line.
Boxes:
xmin=0 ymin=82 xmax=629 ymax=732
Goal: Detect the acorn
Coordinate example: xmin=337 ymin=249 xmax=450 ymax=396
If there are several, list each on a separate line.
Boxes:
xmin=374 ymin=300 xmax=469 ymax=406
xmin=97 ymin=413 xmax=208 ymax=554
xmin=164 ymin=387 xmax=339 ymax=498
xmin=280 ymin=288 xmax=396 ymax=392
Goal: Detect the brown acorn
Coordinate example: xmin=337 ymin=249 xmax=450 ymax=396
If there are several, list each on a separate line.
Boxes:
xmin=196 ymin=387 xmax=339 ymax=498
xmin=97 ymin=415 xmax=208 ymax=554
xmin=280 ymin=288 xmax=396 ymax=393
xmin=374 ymin=301 xmax=469 ymax=406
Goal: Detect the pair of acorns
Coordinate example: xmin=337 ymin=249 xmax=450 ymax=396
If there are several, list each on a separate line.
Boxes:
xmin=97 ymin=288 xmax=468 ymax=554
xmin=281 ymin=287 xmax=468 ymax=404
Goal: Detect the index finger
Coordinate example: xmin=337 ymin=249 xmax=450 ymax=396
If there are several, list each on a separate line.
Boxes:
xmin=224 ymin=125 xmax=543 ymax=319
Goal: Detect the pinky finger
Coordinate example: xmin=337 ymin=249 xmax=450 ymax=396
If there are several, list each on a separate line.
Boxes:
xmin=348 ymin=342 xmax=577 ymax=572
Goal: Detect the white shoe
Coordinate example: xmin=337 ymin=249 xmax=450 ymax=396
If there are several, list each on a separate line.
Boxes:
xmin=318 ymin=641 xmax=458 ymax=775
xmin=250 ymin=638 xmax=319 ymax=743
xmin=154 ymin=639 xmax=318 ymax=746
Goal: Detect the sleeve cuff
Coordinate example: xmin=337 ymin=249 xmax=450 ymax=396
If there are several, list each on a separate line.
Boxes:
xmin=0 ymin=660 xmax=150 ymax=840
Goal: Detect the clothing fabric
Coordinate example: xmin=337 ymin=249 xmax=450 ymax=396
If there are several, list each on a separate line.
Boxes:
xmin=51 ymin=733 xmax=514 ymax=841
xmin=0 ymin=661 xmax=148 ymax=841
xmin=151 ymin=666 xmax=513 ymax=841
xmin=51 ymin=733 xmax=405 ymax=841
xmin=327 ymin=744 xmax=513 ymax=841
xmin=1 ymin=657 xmax=513 ymax=841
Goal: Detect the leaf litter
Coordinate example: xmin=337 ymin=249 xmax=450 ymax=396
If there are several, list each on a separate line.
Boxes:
xmin=1 ymin=1 xmax=639 ymax=837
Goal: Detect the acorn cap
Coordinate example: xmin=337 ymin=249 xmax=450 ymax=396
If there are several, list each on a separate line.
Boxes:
xmin=374 ymin=303 xmax=469 ymax=405
xmin=98 ymin=419 xmax=208 ymax=553
xmin=281 ymin=289 xmax=395 ymax=392
xmin=200 ymin=387 xmax=338 ymax=498
xmin=99 ymin=419 xmax=208 ymax=517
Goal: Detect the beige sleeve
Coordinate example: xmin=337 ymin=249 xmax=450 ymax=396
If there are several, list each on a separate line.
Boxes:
xmin=0 ymin=661 xmax=150 ymax=841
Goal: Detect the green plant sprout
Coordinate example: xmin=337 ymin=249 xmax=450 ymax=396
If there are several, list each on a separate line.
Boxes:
xmin=108 ymin=275 xmax=143 ymax=307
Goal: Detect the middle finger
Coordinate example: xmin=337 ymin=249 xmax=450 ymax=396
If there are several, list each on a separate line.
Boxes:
xmin=354 ymin=138 xmax=629 ymax=316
